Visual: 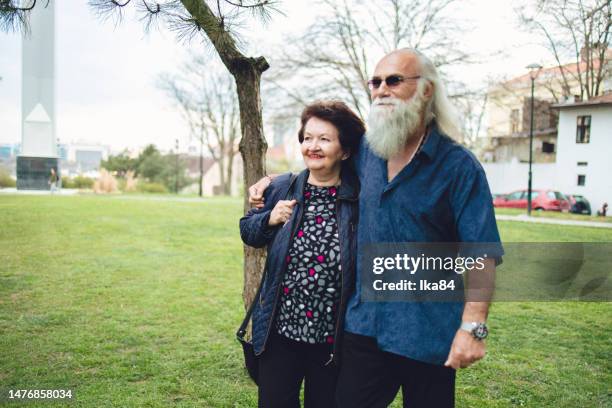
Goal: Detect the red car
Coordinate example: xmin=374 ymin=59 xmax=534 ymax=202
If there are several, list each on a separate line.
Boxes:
xmin=493 ymin=189 xmax=571 ymax=211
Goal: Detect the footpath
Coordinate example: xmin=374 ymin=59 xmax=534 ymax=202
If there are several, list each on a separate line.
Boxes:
xmin=496 ymin=214 xmax=612 ymax=229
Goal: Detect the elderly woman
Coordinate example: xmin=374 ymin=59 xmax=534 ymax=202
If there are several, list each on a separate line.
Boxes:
xmin=239 ymin=101 xmax=364 ymax=408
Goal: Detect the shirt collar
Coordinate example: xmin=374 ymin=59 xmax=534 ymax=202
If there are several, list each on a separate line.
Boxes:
xmin=419 ymin=121 xmax=443 ymax=160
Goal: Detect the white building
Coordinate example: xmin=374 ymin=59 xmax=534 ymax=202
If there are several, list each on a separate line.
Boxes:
xmin=553 ymin=94 xmax=612 ymax=215
xmin=201 ymin=153 xmax=243 ymax=196
xmin=182 ymin=153 xmax=243 ymax=196
xmin=66 ymin=143 xmax=110 ymax=173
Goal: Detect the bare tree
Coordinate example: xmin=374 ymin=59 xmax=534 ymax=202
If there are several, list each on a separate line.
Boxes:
xmin=453 ymin=88 xmax=488 ymax=148
xmin=266 ymin=0 xmax=469 ymax=123
xmin=518 ymin=0 xmax=611 ymax=100
xmin=158 ymin=57 xmax=240 ymax=196
xmin=1 ymin=0 xmax=279 ymax=309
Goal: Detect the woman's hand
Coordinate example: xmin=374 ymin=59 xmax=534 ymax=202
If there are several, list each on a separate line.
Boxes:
xmin=248 ymin=174 xmax=278 ymax=208
xmin=269 ymin=200 xmax=297 ymax=226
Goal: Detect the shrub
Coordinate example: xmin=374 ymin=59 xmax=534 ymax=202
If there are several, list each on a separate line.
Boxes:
xmin=61 ymin=175 xmax=95 ymax=190
xmin=93 ymin=169 xmax=118 ymax=194
xmin=137 ymin=181 xmax=168 ymax=194
xmin=60 ymin=176 xmax=73 ymax=189
xmin=73 ymin=175 xmax=94 ymax=189
xmin=0 ymin=170 xmax=16 ymax=188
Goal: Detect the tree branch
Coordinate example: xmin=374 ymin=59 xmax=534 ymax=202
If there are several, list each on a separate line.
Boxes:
xmin=223 ymin=0 xmax=269 ymax=9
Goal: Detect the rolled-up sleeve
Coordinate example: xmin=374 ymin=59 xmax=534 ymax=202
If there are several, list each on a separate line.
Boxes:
xmin=451 ymin=164 xmax=504 ymax=263
xmin=239 ymin=173 xmax=292 ymax=248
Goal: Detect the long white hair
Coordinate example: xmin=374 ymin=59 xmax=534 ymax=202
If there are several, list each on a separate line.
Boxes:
xmin=407 ymin=48 xmax=462 ymax=140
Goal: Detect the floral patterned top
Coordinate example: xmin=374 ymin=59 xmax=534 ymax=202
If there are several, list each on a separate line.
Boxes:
xmin=275 ymin=182 xmax=342 ymax=344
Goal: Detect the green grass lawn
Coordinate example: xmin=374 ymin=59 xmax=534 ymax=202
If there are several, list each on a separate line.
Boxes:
xmin=1 ymin=195 xmax=610 ymax=407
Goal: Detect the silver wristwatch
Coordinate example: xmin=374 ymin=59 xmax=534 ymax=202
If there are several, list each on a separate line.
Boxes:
xmin=460 ymin=322 xmax=488 ymax=341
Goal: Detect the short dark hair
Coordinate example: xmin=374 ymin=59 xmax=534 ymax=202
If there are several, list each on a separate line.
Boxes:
xmin=297 ymin=100 xmax=365 ymax=158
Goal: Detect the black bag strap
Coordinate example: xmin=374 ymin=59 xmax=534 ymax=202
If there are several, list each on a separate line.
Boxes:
xmin=237 ymin=173 xmax=298 ymax=341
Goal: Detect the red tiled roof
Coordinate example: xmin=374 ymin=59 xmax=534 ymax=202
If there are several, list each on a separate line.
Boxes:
xmin=587 ymin=92 xmax=612 ymax=103
xmin=552 ymin=92 xmax=612 ymax=108
xmin=504 ymin=59 xmax=605 ymax=86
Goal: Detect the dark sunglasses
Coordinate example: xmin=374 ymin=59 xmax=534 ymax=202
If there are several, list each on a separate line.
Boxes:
xmin=367 ymin=75 xmax=421 ymax=90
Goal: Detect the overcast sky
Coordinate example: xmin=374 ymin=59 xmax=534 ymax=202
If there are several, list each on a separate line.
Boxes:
xmin=0 ymin=0 xmax=550 ymax=152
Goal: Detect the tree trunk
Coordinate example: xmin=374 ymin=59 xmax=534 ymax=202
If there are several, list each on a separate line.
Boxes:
xmin=180 ymin=0 xmax=270 ymax=312
xmin=234 ymin=63 xmax=268 ymax=311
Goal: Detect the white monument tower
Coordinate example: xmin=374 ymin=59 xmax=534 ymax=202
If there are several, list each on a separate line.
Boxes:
xmin=16 ymin=0 xmax=57 ymax=190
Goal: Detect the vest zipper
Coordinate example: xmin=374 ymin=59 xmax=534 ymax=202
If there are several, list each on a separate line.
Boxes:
xmin=331 ymin=196 xmax=356 ymax=363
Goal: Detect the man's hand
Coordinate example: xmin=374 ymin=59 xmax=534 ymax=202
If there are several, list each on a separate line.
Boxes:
xmin=444 ymin=330 xmax=486 ymax=369
xmin=445 ymin=258 xmax=495 ymax=369
xmin=269 ymin=200 xmax=297 ymax=226
xmin=248 ymin=176 xmax=273 ymax=208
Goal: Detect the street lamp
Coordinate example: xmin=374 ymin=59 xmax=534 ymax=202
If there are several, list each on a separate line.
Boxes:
xmin=56 ymin=138 xmax=61 ymax=189
xmin=526 ymin=63 xmax=543 ymax=216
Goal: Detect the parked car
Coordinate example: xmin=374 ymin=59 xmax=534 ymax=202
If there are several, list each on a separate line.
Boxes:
xmin=493 ymin=189 xmax=571 ymax=211
xmin=566 ymin=194 xmax=592 ymax=215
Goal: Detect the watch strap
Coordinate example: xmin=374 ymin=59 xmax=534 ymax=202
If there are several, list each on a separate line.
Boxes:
xmin=460 ymin=321 xmax=488 ymax=340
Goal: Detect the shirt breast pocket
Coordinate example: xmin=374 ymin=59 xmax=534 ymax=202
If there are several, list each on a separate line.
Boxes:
xmin=395 ymin=189 xmax=453 ymax=241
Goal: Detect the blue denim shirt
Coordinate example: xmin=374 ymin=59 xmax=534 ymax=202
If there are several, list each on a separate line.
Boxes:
xmin=344 ymin=123 xmax=503 ymax=365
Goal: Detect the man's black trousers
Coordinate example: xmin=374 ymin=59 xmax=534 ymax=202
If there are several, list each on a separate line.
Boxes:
xmin=258 ymin=331 xmax=338 ymax=408
xmin=335 ymin=332 xmax=456 ymax=408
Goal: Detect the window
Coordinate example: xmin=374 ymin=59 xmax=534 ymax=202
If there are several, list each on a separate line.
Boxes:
xmin=576 ymin=116 xmax=591 ymax=143
xmin=577 ymin=175 xmax=586 ymax=186
xmin=507 ymin=191 xmax=524 ymax=200
xmin=542 ymin=142 xmax=555 ymax=153
xmin=574 ymin=195 xmax=586 ymax=203
xmin=510 ymin=109 xmax=520 ymax=133
xmin=577 ymin=161 xmax=588 ymax=166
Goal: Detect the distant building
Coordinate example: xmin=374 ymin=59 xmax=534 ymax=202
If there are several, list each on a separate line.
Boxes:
xmin=183 ymin=153 xmax=243 ymax=196
xmin=203 ymin=153 xmax=243 ymax=196
xmin=57 ymin=143 xmax=68 ymax=161
xmin=184 ymin=154 xmax=216 ymax=191
xmin=482 ymin=52 xmax=610 ymax=164
xmin=483 ymin=67 xmax=574 ymax=163
xmin=0 ymin=143 xmax=19 ymax=178
xmin=183 ymin=138 xmax=303 ymax=196
xmin=0 ymin=143 xmax=20 ymax=159
xmin=0 ymin=145 xmax=10 ymax=159
xmin=552 ymin=93 xmax=612 ymax=215
xmin=482 ymin=93 xmax=612 ymax=215
xmin=70 ymin=144 xmax=109 ymax=173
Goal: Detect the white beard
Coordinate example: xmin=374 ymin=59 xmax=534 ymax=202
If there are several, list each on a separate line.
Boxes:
xmin=365 ymin=89 xmax=427 ymax=160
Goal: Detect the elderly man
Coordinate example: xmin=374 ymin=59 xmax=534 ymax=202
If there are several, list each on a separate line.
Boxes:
xmin=248 ymin=49 xmax=502 ymax=407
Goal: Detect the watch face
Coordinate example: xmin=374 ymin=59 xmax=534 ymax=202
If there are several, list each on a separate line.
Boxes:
xmin=474 ymin=323 xmax=488 ymax=340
